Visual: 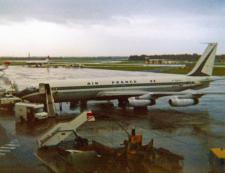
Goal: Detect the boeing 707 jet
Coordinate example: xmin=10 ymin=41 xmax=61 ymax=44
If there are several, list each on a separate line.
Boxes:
xmin=26 ymin=57 xmax=49 ymax=67
xmin=18 ymin=43 xmax=223 ymax=108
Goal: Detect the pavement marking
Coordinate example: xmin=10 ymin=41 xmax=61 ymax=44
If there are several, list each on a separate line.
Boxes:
xmin=0 ymin=146 xmax=16 ymax=150
xmin=0 ymin=149 xmax=11 ymax=152
xmin=0 ymin=139 xmax=20 ymax=158
xmin=6 ymin=144 xmax=20 ymax=147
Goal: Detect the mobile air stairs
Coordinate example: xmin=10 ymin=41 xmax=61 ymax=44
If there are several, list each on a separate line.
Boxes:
xmin=37 ymin=111 xmax=95 ymax=148
xmin=39 ymin=83 xmax=55 ymax=117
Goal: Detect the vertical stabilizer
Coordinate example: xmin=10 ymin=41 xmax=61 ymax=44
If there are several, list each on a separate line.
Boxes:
xmin=188 ymin=43 xmax=217 ymax=76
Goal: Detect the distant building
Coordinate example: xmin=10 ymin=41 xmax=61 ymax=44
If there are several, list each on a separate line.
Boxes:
xmin=145 ymin=58 xmax=177 ymax=65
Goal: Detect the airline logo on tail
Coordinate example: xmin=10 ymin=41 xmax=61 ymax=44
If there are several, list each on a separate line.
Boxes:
xmin=188 ymin=43 xmax=217 ymax=76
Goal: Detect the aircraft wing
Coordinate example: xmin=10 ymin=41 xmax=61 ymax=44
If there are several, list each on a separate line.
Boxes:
xmin=137 ymin=91 xmax=225 ymax=100
xmin=97 ymin=90 xmax=225 ymax=99
xmin=96 ymin=90 xmax=149 ymax=97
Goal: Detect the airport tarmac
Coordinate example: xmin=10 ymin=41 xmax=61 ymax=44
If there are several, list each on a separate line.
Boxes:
xmin=0 ymin=66 xmax=225 ymax=173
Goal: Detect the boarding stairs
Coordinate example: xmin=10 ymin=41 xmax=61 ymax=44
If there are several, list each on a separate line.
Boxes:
xmin=39 ymin=83 xmax=55 ymax=117
xmin=37 ymin=111 xmax=95 ymax=148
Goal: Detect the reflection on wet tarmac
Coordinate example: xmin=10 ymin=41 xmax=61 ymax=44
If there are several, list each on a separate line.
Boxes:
xmin=32 ymin=104 xmax=225 ymax=173
xmin=36 ymin=145 xmax=183 ymax=173
xmin=0 ymin=66 xmax=225 ymax=173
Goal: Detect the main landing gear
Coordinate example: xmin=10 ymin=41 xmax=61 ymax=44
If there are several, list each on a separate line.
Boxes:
xmin=118 ymin=99 xmax=129 ymax=108
xmin=80 ymin=100 xmax=87 ymax=111
xmin=118 ymin=99 xmax=148 ymax=111
xmin=70 ymin=101 xmax=79 ymax=110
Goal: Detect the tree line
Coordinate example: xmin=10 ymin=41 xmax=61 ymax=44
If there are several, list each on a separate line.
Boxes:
xmin=129 ymin=54 xmax=225 ymax=62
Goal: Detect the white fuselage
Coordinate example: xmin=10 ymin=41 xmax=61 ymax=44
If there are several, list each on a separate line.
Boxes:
xmin=21 ymin=73 xmax=211 ymax=103
xmin=26 ymin=59 xmax=49 ymax=65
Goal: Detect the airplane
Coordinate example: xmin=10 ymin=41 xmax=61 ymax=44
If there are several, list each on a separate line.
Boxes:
xmin=17 ymin=43 xmax=224 ymax=108
xmin=26 ymin=57 xmax=49 ymax=67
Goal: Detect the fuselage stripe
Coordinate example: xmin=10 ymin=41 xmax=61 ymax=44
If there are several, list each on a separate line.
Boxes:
xmin=52 ymin=81 xmax=195 ymax=91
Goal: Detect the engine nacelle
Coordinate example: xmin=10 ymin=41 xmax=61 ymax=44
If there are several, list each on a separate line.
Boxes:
xmin=168 ymin=96 xmax=199 ymax=107
xmin=128 ymin=97 xmax=156 ymax=107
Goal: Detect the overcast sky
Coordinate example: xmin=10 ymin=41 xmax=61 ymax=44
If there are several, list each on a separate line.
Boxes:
xmin=0 ymin=0 xmax=224 ymax=56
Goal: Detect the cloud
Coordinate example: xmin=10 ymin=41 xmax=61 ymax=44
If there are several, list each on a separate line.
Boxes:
xmin=0 ymin=0 xmax=224 ymax=24
xmin=1 ymin=15 xmax=224 ymax=56
xmin=0 ymin=0 xmax=224 ymax=55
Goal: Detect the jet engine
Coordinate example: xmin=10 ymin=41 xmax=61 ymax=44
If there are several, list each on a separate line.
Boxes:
xmin=128 ymin=97 xmax=156 ymax=107
xmin=168 ymin=96 xmax=199 ymax=107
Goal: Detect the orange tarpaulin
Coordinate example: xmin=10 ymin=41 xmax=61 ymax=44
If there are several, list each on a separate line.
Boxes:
xmin=130 ymin=135 xmax=142 ymax=144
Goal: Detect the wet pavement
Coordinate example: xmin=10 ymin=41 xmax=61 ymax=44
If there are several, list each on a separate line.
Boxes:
xmin=0 ymin=66 xmax=225 ymax=173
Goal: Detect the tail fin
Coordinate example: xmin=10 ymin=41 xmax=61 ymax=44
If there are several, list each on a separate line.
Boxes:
xmin=188 ymin=43 xmax=217 ymax=76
